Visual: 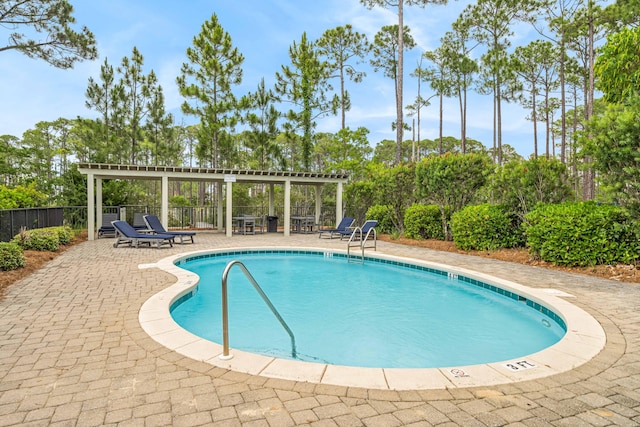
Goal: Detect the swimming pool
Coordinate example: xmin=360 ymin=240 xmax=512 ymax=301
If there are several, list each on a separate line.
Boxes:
xmin=139 ymin=246 xmax=606 ymax=389
xmin=170 ymin=250 xmax=566 ymax=368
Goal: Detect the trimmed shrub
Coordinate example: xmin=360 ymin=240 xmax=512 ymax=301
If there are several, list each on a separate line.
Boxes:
xmin=525 ymin=202 xmax=640 ymax=266
xmin=13 ymin=229 xmax=59 ymax=251
xmin=365 ymin=204 xmax=394 ymax=234
xmin=415 ymin=153 xmax=492 ymax=239
xmin=0 ymin=242 xmax=26 ymax=271
xmin=51 ymin=226 xmax=73 ymax=245
xmin=451 ymin=204 xmax=524 ymax=251
xmin=489 ymin=157 xmax=574 ymax=220
xmin=404 ymin=204 xmax=448 ymax=240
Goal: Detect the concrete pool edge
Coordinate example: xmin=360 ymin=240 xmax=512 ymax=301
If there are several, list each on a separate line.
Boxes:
xmin=138 ymin=246 xmax=606 ymax=390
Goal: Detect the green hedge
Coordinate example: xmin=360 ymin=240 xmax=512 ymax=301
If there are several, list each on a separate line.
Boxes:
xmin=525 ymin=202 xmax=640 ymax=266
xmin=404 ymin=204 xmax=448 ymax=240
xmin=365 ymin=204 xmax=394 ymax=234
xmin=0 ymin=242 xmax=26 ymax=271
xmin=51 ymin=226 xmax=73 ymax=245
xmin=451 ymin=204 xmax=524 ymax=251
xmin=13 ymin=228 xmax=60 ymax=251
xmin=11 ymin=226 xmax=75 ymax=251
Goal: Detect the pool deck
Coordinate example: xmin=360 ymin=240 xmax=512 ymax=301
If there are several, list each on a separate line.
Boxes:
xmin=0 ymin=232 xmax=639 ymax=426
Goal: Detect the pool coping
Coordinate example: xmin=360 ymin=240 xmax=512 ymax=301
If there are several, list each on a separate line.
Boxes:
xmin=138 ymin=246 xmax=606 ymax=390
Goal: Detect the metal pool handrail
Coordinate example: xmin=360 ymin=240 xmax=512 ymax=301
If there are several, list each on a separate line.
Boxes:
xmin=347 ymin=225 xmax=377 ymax=263
xmin=219 ymin=260 xmax=297 ymax=360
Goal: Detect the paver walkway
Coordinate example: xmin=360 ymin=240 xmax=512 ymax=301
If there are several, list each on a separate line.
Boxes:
xmin=0 ymin=232 xmax=638 ymax=426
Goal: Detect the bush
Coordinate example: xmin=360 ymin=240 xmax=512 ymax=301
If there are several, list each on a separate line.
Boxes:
xmin=345 ymin=180 xmax=375 ymax=226
xmin=52 ymin=226 xmax=74 ymax=245
xmin=0 ymin=183 xmax=48 ymax=209
xmin=0 ymin=242 xmax=26 ymax=271
xmin=13 ymin=228 xmax=60 ymax=251
xmin=365 ymin=204 xmax=395 ymax=234
xmin=415 ymin=153 xmax=492 ymax=239
xmin=525 ymin=202 xmax=640 ymax=266
xmin=489 ymin=157 xmax=574 ymax=220
xmin=404 ymin=204 xmax=449 ymax=240
xmin=451 ymin=204 xmax=524 ymax=251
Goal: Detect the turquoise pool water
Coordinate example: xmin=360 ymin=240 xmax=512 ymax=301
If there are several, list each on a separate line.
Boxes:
xmin=171 ymin=250 xmax=566 ymax=368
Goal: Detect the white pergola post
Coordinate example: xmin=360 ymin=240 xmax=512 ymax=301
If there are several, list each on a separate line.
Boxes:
xmin=336 ymin=181 xmax=343 ymax=225
xmin=96 ymin=178 xmax=103 ymax=232
xmin=161 ymin=176 xmax=169 ymax=228
xmin=225 ymin=181 xmax=233 ymax=237
xmin=216 ymin=183 xmax=223 ymax=233
xmin=284 ymin=180 xmax=291 ymax=237
xmin=315 ymin=185 xmax=322 ymax=226
xmin=87 ymin=173 xmax=95 ymax=241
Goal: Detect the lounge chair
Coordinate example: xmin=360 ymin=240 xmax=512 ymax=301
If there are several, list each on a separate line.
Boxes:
xmin=143 ymin=214 xmax=196 ymax=244
xmin=111 ymin=220 xmax=174 ymax=248
xmin=318 ymin=217 xmax=355 ymax=239
xmin=338 ymin=219 xmax=378 ymax=241
xmin=98 ymin=213 xmax=118 ymax=238
xmin=133 ymin=212 xmax=148 ymax=230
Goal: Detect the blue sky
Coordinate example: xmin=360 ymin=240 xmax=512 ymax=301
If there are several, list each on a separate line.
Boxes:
xmin=0 ymin=0 xmax=543 ymax=157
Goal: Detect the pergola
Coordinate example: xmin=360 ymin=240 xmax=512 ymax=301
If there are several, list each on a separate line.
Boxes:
xmin=78 ymin=163 xmax=349 ymax=241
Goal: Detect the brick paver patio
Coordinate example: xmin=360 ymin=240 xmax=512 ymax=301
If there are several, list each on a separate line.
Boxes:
xmin=0 ymin=232 xmax=638 ymax=426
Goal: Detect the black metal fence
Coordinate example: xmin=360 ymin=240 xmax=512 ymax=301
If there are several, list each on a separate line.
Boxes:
xmin=0 ymin=207 xmax=87 ymax=242
xmin=0 ymin=204 xmax=339 ymax=242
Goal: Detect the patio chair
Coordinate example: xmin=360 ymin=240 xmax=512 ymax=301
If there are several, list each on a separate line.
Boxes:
xmin=143 ymin=214 xmax=196 ymax=244
xmin=254 ymin=215 xmax=266 ymax=234
xmin=133 ymin=212 xmax=148 ymax=230
xmin=338 ymin=219 xmax=378 ymax=241
xmin=318 ymin=217 xmax=355 ymax=239
xmin=98 ymin=213 xmax=118 ymax=238
xmin=111 ymin=220 xmax=174 ymax=248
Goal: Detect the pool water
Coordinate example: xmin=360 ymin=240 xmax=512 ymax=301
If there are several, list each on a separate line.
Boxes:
xmin=171 ymin=251 xmax=565 ymax=368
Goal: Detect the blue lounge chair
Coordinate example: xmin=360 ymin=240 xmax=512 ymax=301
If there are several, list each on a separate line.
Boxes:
xmin=338 ymin=220 xmax=378 ymax=241
xmin=133 ymin=212 xmax=149 ymax=231
xmin=111 ymin=220 xmax=174 ymax=248
xmin=143 ymin=214 xmax=196 ymax=244
xmin=318 ymin=217 xmax=355 ymax=239
xmin=98 ymin=213 xmax=118 ymax=238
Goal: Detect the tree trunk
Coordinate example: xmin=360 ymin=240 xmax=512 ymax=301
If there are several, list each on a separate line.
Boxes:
xmin=496 ymin=76 xmax=503 ymax=165
xmin=462 ymin=84 xmax=468 ymax=154
xmin=545 ymin=90 xmax=550 ymax=159
xmin=458 ymin=88 xmax=464 ymax=154
xmin=560 ymin=32 xmax=567 ymax=164
xmin=439 ymin=92 xmax=443 ymax=154
xmin=395 ymin=0 xmax=404 ymax=164
xmin=531 ymin=85 xmax=538 ymax=158
xmin=583 ymin=0 xmax=596 ymax=200
xmin=340 ymin=65 xmax=346 ymax=130
xmin=417 ymin=74 xmax=421 ymax=161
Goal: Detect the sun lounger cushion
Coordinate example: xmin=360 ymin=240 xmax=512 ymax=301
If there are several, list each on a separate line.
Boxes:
xmin=318 ymin=217 xmax=355 ymax=239
xmin=143 ymin=214 xmax=196 ymax=244
xmin=112 ymin=220 xmax=174 ymax=248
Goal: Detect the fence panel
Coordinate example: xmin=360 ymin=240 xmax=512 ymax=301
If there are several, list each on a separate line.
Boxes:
xmin=1 ymin=204 xmax=341 ymax=241
xmin=0 ymin=207 xmax=67 ymax=242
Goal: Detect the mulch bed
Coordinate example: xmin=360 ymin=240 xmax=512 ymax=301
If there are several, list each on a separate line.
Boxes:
xmin=378 ymin=235 xmax=640 ymax=284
